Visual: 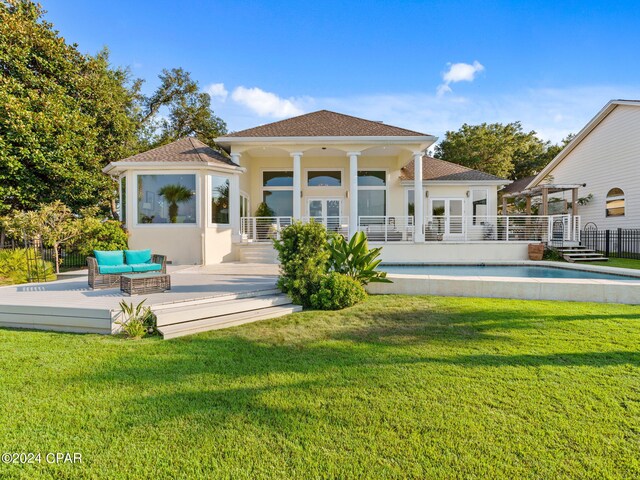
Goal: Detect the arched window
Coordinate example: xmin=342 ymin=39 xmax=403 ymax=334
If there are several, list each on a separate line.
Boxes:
xmin=606 ymin=188 xmax=625 ymax=217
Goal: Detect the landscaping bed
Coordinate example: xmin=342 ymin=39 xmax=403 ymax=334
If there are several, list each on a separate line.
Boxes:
xmin=1 ymin=295 xmax=639 ymax=479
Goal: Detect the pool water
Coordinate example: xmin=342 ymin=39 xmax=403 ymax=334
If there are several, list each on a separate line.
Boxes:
xmin=381 ymin=264 xmax=640 ymax=281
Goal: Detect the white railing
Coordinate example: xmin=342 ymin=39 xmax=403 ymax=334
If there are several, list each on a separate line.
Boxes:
xmin=241 ymin=217 xmax=292 ymax=242
xmin=425 ymin=215 xmax=579 ymax=243
xmin=240 ymin=214 xmax=580 ymax=244
xmin=358 ymin=216 xmax=415 ymax=242
xmin=302 ymin=216 xmax=349 ymax=238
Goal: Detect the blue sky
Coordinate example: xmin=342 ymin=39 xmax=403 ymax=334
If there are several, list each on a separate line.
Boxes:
xmin=45 ymin=0 xmax=640 ymax=143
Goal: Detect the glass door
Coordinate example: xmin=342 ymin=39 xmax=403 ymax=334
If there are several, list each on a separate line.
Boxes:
xmin=308 ymin=198 xmax=343 ymax=232
xmin=429 ymin=198 xmax=465 ymax=239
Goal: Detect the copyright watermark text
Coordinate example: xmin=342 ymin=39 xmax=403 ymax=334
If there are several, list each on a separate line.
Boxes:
xmin=2 ymin=452 xmax=82 ymax=464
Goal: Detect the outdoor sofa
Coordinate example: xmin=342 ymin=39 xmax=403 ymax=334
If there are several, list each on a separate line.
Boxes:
xmin=88 ymin=249 xmax=167 ymax=289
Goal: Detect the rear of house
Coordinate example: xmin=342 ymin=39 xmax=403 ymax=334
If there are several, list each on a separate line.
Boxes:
xmin=105 ymin=110 xmax=581 ymax=265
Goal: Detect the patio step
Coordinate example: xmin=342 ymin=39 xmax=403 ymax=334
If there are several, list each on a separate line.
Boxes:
xmin=237 ymin=244 xmax=278 ymax=264
xmin=556 ymin=246 xmax=608 ymax=263
xmin=154 ymin=293 xmax=300 ymax=339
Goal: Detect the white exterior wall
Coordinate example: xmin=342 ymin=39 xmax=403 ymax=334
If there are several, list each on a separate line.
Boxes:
xmin=543 ymin=105 xmax=640 ymax=229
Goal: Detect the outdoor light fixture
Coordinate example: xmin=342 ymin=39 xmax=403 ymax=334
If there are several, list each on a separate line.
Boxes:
xmin=466 ymin=190 xmax=470 ymax=197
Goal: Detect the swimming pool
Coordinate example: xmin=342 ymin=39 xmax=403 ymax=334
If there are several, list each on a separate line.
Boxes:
xmin=380 ymin=264 xmax=640 ymax=281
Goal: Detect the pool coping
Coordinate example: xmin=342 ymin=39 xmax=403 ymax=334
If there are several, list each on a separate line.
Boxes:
xmin=369 ymin=261 xmax=640 ymax=304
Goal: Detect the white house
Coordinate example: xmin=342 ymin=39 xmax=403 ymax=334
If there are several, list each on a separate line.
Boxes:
xmin=103 ymin=110 xmax=577 ymax=265
xmin=526 ymin=99 xmax=640 ymax=230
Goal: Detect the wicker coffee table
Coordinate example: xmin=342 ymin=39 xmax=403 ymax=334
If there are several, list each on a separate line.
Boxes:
xmin=120 ymin=272 xmax=171 ymax=296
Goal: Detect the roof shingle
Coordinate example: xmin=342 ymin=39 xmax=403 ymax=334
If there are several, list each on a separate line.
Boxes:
xmin=224 ymin=110 xmax=431 ymax=138
xmin=118 ymin=137 xmax=238 ymax=167
xmin=400 ymin=156 xmax=506 ymax=182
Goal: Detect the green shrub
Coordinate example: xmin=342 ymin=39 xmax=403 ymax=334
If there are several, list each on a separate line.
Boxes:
xmin=273 ymin=221 xmax=330 ymax=307
xmin=310 ymin=272 xmax=367 ymax=310
xmin=73 ymin=219 xmax=128 ymax=257
xmin=328 ymin=231 xmax=391 ymax=285
xmin=543 ymin=247 xmax=564 ymax=261
xmin=116 ymin=300 xmax=156 ymax=339
xmin=0 ymin=248 xmax=55 ymax=285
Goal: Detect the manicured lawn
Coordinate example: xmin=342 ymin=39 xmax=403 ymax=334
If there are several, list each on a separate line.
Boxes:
xmin=1 ymin=296 xmax=639 ymax=479
xmin=591 ymin=258 xmax=640 ymax=270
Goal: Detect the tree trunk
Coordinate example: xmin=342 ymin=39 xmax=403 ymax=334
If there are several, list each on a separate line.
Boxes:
xmin=53 ymin=242 xmax=60 ymax=274
xmin=110 ymin=197 xmax=120 ymax=221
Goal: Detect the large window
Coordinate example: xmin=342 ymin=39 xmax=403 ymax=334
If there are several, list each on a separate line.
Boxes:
xmin=211 ymin=175 xmax=230 ymax=224
xmin=263 ymin=171 xmax=293 ymax=217
xmin=307 ymin=170 xmax=342 ymax=187
xmin=606 ymin=188 xmax=625 ymax=217
xmin=137 ymin=174 xmax=197 ymax=224
xmin=358 ymin=170 xmax=386 ymax=217
xmin=119 ymin=176 xmax=127 ymax=225
xmin=472 ymin=189 xmax=488 ymax=224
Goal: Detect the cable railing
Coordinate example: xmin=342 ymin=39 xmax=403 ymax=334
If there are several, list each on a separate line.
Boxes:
xmin=358 ymin=216 xmax=415 ymax=242
xmin=240 ymin=215 xmax=579 ymax=243
xmin=425 ymin=215 xmax=578 ymax=242
xmin=240 ymin=217 xmax=293 ymax=242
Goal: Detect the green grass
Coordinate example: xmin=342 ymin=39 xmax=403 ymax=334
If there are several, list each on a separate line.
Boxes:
xmin=1 ymin=296 xmax=639 ymax=479
xmin=591 ymin=257 xmax=640 ymax=270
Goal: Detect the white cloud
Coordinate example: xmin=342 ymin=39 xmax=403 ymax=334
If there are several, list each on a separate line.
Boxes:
xmin=205 ymin=83 xmax=228 ymax=101
xmin=438 ymin=61 xmax=485 ymax=96
xmin=231 ymin=86 xmax=305 ymax=118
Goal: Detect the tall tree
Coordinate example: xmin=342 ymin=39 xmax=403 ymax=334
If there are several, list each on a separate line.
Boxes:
xmin=0 ymin=0 xmax=140 ymax=215
xmin=143 ymin=68 xmax=227 ymax=148
xmin=434 ymin=122 xmax=569 ymax=180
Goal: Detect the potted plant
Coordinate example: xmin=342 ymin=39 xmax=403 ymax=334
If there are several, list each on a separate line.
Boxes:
xmin=528 ymin=243 xmax=544 ymax=260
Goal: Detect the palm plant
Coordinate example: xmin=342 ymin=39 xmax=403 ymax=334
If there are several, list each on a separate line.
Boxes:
xmin=158 ymin=184 xmax=193 ymax=223
xmin=327 ymin=231 xmax=391 ymax=285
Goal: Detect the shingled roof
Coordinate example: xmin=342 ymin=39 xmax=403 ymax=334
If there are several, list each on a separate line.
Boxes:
xmin=400 ymin=156 xmax=506 ymax=182
xmin=224 ymin=110 xmax=431 ymax=138
xmin=118 ymin=137 xmax=238 ymax=167
xmin=500 ymin=175 xmax=535 ymax=194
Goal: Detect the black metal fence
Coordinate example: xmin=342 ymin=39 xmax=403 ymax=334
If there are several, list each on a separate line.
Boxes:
xmin=581 ymin=228 xmax=640 ymax=259
xmin=40 ymin=248 xmax=87 ymax=269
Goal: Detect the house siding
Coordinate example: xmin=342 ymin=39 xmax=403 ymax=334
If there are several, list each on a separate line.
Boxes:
xmin=544 ymin=105 xmax=640 ymax=229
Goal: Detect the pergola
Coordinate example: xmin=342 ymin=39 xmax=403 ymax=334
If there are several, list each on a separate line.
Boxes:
xmin=501 ymin=183 xmax=586 ymax=216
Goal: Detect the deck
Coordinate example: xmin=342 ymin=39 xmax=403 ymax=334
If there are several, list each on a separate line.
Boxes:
xmin=0 ymin=264 xmax=279 ymax=334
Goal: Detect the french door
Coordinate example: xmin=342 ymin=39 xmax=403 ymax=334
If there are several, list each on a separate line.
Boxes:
xmin=430 ymin=198 xmax=464 ymax=238
xmin=307 ymin=198 xmax=343 ymax=232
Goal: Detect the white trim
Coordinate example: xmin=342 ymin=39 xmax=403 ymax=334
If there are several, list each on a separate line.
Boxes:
xmin=528 ymin=100 xmax=640 ymax=189
xmin=304 ymin=167 xmax=344 ymax=188
xmin=103 ymin=161 xmax=245 ymax=175
xmin=218 ymin=135 xmax=437 ymax=146
xmin=134 ymin=171 xmax=201 ymax=228
xmin=400 ymin=180 xmax=508 ymax=186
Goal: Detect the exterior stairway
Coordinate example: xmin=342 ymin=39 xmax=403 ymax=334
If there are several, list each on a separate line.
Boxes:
xmin=555 ymin=246 xmax=608 ymax=263
xmin=237 ymin=244 xmax=279 ymax=263
xmin=154 ymin=289 xmax=300 ymax=339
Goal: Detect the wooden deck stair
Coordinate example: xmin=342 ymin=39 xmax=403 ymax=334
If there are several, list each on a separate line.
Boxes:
xmin=154 ymin=289 xmax=301 ymax=339
xmin=555 ymin=246 xmax=608 ymax=263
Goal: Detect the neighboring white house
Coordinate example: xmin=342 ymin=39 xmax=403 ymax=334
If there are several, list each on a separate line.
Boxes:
xmin=526 ymin=99 xmax=640 ymax=229
xmin=103 ymin=110 xmax=576 ymax=265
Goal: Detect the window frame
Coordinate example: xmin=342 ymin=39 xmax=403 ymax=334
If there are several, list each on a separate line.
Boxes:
xmin=357 ymin=169 xmax=388 ymax=218
xmin=134 ymin=172 xmax=200 ymax=228
xmin=261 ymin=169 xmax=294 ymax=218
xmin=471 ymin=188 xmax=489 ymax=225
xmin=208 ymin=173 xmax=231 ymax=227
xmin=605 ymin=188 xmax=625 ymax=217
xmin=305 ymin=168 xmax=344 ymax=188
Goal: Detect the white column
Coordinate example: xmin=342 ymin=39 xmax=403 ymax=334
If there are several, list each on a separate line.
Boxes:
xmin=348 ymin=152 xmax=360 ymax=238
xmin=291 ymin=152 xmax=303 ymax=220
xmin=229 ymin=153 xmax=242 ymax=242
xmin=413 ymin=152 xmax=425 ymax=243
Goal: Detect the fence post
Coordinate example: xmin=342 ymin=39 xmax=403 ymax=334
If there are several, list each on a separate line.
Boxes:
xmin=505 ymin=216 xmax=510 ymax=242
xmin=605 ymin=230 xmax=610 ymax=257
